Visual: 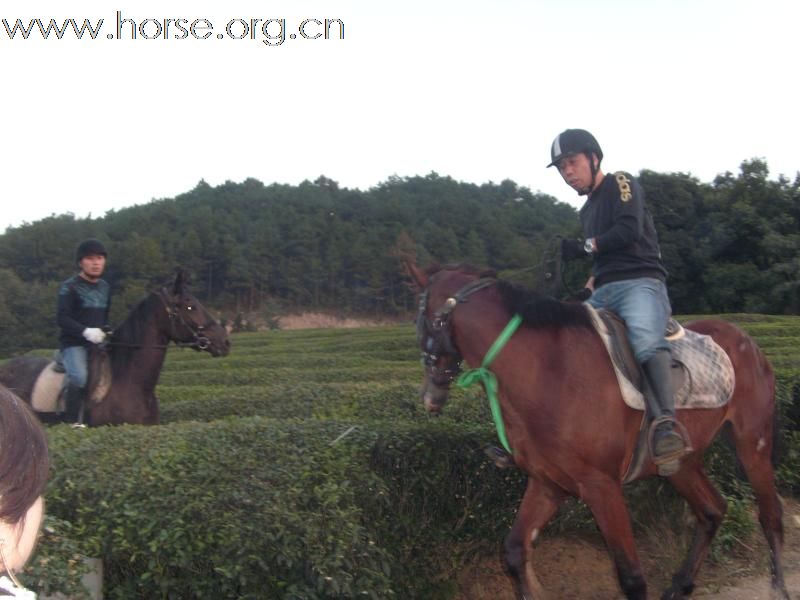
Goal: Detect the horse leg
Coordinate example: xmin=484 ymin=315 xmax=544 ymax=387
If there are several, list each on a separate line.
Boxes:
xmin=732 ymin=424 xmax=789 ymax=599
xmin=502 ymin=477 xmax=565 ymax=599
xmin=581 ymin=478 xmax=647 ymax=600
xmin=661 ymin=463 xmax=727 ymax=599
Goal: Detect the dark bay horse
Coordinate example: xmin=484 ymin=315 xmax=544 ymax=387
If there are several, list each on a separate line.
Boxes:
xmin=406 ymin=261 xmax=787 ymax=600
xmin=0 ymin=270 xmax=230 ymax=426
xmin=0 ymin=384 xmax=49 ymax=594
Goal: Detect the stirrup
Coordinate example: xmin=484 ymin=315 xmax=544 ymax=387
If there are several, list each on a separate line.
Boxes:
xmin=665 ymin=318 xmax=684 ymax=341
xmin=647 ymin=417 xmax=692 ymax=475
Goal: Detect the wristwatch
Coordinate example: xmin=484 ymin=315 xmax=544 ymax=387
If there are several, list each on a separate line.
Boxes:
xmin=584 ymin=238 xmax=595 ymax=254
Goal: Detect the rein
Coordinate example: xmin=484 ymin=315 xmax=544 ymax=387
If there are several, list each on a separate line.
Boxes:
xmin=503 ymin=236 xmax=587 ymax=301
xmin=456 ymin=315 xmax=522 ymax=454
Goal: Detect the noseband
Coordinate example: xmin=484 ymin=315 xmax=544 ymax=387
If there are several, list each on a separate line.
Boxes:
xmin=416 ymin=277 xmax=496 ymax=386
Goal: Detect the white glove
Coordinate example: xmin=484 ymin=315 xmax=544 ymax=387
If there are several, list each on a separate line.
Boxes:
xmin=82 ymin=328 xmax=106 ymax=344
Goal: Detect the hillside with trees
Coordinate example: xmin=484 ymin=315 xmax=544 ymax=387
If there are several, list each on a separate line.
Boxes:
xmin=0 ymin=159 xmax=798 ymax=356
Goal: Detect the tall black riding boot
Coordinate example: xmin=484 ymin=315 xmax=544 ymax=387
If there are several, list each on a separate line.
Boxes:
xmin=64 ymin=384 xmax=86 ymax=425
xmin=642 ymin=350 xmax=686 ymax=467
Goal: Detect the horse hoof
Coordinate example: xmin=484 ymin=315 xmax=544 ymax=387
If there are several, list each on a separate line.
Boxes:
xmin=484 ymin=446 xmax=515 ymax=469
xmin=660 ymin=584 xmax=691 ymax=600
xmin=770 ymin=584 xmax=791 ymax=600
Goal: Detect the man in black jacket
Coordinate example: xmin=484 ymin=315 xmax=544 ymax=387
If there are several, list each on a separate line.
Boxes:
xmin=57 ymin=239 xmax=111 ymax=424
xmin=549 ymin=129 xmax=686 ymax=474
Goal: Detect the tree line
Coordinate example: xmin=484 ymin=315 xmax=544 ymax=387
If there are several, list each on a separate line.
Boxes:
xmin=0 ymin=160 xmax=798 ymax=356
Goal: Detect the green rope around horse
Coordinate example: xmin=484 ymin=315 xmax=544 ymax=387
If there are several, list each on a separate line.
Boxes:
xmin=456 ymin=314 xmax=523 ymax=454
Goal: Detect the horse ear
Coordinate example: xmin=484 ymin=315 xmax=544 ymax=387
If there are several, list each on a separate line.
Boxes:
xmin=172 ymin=268 xmax=189 ymax=295
xmin=401 ymin=258 xmax=428 ymax=291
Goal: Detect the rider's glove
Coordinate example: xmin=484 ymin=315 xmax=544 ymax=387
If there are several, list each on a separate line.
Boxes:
xmin=561 ymin=238 xmax=588 ymax=261
xmin=82 ymin=328 xmax=106 ymax=344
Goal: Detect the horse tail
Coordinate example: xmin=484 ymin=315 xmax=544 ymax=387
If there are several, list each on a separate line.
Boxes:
xmin=746 ymin=331 xmax=781 ymax=469
xmin=763 ymin=350 xmax=782 ymax=469
xmin=752 ymin=333 xmax=780 ymax=468
xmin=772 ymin=392 xmax=782 ymax=468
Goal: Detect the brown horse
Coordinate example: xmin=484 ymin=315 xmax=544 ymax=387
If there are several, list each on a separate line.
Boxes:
xmin=406 ymin=261 xmax=788 ymax=600
xmin=0 ymin=269 xmax=230 ymax=426
xmin=0 ymin=383 xmax=49 ymax=595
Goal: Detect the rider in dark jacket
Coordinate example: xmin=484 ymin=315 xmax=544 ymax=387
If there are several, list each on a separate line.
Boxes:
xmin=550 ymin=129 xmax=686 ymax=475
xmin=56 ymin=239 xmax=111 ymax=424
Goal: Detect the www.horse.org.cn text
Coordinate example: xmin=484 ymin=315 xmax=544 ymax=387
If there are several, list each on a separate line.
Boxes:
xmin=1 ymin=11 xmax=346 ymax=46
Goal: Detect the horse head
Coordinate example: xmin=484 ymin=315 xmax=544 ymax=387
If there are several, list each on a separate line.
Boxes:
xmin=159 ymin=269 xmax=231 ymax=357
xmin=404 ymin=259 xmax=495 ymax=414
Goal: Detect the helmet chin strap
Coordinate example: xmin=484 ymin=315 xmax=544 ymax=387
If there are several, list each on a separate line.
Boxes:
xmin=578 ymin=151 xmax=600 ymax=196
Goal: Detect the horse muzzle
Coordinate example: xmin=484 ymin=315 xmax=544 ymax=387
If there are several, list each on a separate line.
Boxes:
xmin=421 ymin=381 xmax=450 ymax=414
xmin=208 ymin=338 xmax=231 ymax=357
xmin=199 ymin=328 xmax=231 ymax=357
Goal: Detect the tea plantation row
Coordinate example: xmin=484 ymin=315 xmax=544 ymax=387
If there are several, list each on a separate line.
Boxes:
xmin=22 ymin=315 xmax=800 ymax=598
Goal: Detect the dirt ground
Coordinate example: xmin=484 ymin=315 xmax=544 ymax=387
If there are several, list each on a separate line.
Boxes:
xmin=457 ymin=499 xmax=800 ymax=599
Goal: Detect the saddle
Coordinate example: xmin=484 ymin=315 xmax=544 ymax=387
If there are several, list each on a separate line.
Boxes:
xmin=32 ymin=348 xmax=113 ymax=413
xmin=586 ymin=307 xmax=735 ymax=482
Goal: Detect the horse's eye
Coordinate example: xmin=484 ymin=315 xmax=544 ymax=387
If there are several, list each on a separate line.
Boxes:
xmin=186 ymin=305 xmax=194 ymax=311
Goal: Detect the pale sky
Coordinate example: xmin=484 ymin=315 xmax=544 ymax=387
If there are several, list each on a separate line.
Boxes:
xmin=2 ymin=0 xmax=798 ymax=231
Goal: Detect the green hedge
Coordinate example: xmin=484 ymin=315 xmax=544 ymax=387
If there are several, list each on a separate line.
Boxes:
xmin=40 ymin=420 xmax=396 ymax=599
xmin=33 ymin=419 xmax=529 ymax=599
xmin=157 ymin=381 xmax=490 ymax=425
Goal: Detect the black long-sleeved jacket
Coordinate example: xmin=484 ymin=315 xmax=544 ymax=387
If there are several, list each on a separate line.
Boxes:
xmin=579 ymin=171 xmax=667 ymax=289
xmin=56 ymin=274 xmax=111 ymax=349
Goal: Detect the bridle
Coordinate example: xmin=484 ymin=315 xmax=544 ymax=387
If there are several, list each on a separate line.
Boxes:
xmin=105 ymin=288 xmax=212 ymax=351
xmin=155 ymin=287 xmax=213 ymax=350
xmin=416 ymin=272 xmax=525 ymax=454
xmin=416 ymin=277 xmax=496 ymax=388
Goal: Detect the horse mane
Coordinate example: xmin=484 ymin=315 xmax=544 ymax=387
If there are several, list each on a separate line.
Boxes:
xmin=426 ymin=262 xmax=497 ymax=278
xmin=495 ymin=279 xmax=594 ymax=330
xmin=426 ymin=263 xmax=592 ymax=330
xmin=0 ymin=386 xmax=49 ymax=523
xmin=111 ymin=293 xmax=160 ymax=346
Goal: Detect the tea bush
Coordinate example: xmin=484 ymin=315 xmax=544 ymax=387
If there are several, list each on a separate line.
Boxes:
xmin=35 ymin=418 xmax=529 ymax=599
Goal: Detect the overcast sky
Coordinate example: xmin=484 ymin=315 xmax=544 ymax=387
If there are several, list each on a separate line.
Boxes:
xmin=2 ymin=0 xmax=798 ymax=231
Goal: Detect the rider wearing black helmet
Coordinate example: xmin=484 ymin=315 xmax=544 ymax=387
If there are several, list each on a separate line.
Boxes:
xmin=548 ymin=129 xmax=687 ymax=474
xmin=547 ymin=128 xmax=604 ymax=195
xmin=56 ymin=239 xmax=112 ymax=425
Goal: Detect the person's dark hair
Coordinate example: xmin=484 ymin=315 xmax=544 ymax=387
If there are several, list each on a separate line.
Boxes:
xmin=0 ymin=385 xmax=49 ymax=523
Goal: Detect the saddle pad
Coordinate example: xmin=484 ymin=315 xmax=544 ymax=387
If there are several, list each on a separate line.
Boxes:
xmin=586 ymin=305 xmax=735 ymax=411
xmin=31 ymin=362 xmax=65 ymax=413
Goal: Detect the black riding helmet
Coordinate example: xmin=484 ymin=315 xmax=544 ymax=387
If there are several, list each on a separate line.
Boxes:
xmin=76 ymin=238 xmax=108 ymax=262
xmin=547 ymin=129 xmax=604 ymax=195
xmin=547 ymin=129 xmax=603 ymax=168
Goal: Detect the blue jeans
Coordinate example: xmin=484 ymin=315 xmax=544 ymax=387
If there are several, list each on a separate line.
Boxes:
xmin=61 ymin=345 xmax=89 ymax=389
xmin=587 ymin=277 xmax=671 ymax=363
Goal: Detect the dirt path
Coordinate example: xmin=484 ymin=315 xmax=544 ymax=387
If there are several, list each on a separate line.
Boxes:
xmin=457 ymin=501 xmax=800 ymax=599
